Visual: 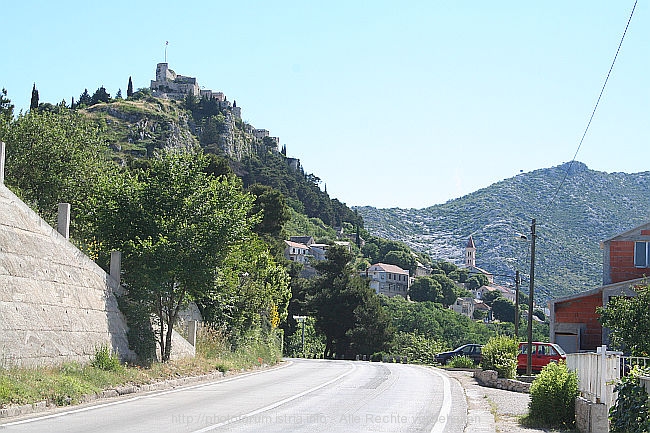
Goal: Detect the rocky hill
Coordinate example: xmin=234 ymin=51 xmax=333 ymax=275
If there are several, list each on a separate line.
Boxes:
xmin=356 ymin=162 xmax=650 ymax=302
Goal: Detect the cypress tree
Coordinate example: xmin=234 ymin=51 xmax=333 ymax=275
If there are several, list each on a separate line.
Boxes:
xmin=30 ymin=83 xmax=39 ymax=110
xmin=127 ymin=76 xmax=133 ymax=98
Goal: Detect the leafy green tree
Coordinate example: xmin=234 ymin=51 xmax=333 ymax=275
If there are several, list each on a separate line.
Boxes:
xmin=115 ymin=89 xmax=123 ymax=100
xmin=1 ymin=110 xmax=114 ymax=225
xmin=384 ymin=250 xmax=416 ymax=274
xmin=467 ymin=274 xmax=490 ymax=290
xmin=87 ymin=149 xmax=257 ymax=361
xmin=30 ymin=83 xmax=39 ymax=110
xmin=408 ymin=276 xmax=442 ymax=302
xmin=431 ymin=273 xmax=459 ymax=307
xmin=0 ymin=88 xmax=13 ymax=124
xmin=598 ymin=284 xmax=650 ymax=356
xmin=492 ymin=297 xmax=517 ymax=323
xmin=247 ymin=184 xmax=290 ymax=240
xmin=307 ymin=245 xmax=391 ymax=358
xmin=127 ymin=76 xmax=134 ymax=98
xmin=200 ymin=235 xmax=291 ymax=343
xmin=481 ymin=290 xmax=502 ymax=306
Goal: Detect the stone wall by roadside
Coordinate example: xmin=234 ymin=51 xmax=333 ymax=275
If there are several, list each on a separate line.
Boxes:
xmin=0 ymin=182 xmax=135 ymax=367
xmin=474 ymin=370 xmax=531 ymax=393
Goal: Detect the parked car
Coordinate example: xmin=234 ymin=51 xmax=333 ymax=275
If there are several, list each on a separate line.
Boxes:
xmin=517 ymin=342 xmax=566 ymax=374
xmin=435 ymin=344 xmax=482 ymax=365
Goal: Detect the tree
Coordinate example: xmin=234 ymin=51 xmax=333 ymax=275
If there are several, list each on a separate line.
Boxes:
xmin=88 ymin=150 xmax=258 ymax=361
xmin=467 ymin=274 xmax=490 ymax=290
xmin=78 ymin=89 xmax=91 ymax=106
xmin=492 ymin=297 xmax=517 ymax=323
xmin=481 ymin=290 xmax=503 ymax=306
xmin=127 ymin=76 xmax=134 ymax=98
xmin=1 ymin=110 xmax=114 ymax=224
xmin=247 ymin=183 xmax=291 ymax=243
xmin=90 ymin=86 xmax=111 ymax=105
xmin=598 ymin=284 xmax=650 ymax=356
xmin=307 ymin=245 xmax=391 ymax=358
xmin=30 ymin=83 xmax=39 ymax=110
xmin=384 ymin=250 xmax=416 ymax=274
xmin=408 ymin=276 xmax=442 ymax=303
xmin=431 ymin=274 xmax=459 ymax=307
xmin=0 ymin=88 xmax=13 ymax=124
xmin=115 ymin=89 xmax=123 ymax=100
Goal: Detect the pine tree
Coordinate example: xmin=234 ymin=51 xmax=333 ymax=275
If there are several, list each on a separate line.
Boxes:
xmin=30 ymin=83 xmax=39 ymax=110
xmin=116 ymin=89 xmax=123 ymax=100
xmin=127 ymin=76 xmax=133 ymax=98
xmin=78 ymin=89 xmax=91 ymax=107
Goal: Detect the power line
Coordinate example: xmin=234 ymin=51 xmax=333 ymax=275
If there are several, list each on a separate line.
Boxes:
xmin=542 ymin=0 xmax=638 ymax=215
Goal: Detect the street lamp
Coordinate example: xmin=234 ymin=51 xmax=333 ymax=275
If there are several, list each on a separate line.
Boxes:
xmin=293 ymin=315 xmax=307 ymax=358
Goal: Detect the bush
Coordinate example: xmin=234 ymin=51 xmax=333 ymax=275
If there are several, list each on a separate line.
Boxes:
xmin=610 ymin=366 xmax=650 ymax=433
xmin=448 ymin=355 xmax=475 ymax=368
xmin=527 ymin=361 xmax=578 ymax=428
xmin=90 ymin=345 xmax=122 ymax=372
xmin=481 ymin=335 xmax=518 ymax=379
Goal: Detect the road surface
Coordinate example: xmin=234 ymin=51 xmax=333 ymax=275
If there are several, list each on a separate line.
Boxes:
xmin=0 ymin=359 xmax=468 ymax=432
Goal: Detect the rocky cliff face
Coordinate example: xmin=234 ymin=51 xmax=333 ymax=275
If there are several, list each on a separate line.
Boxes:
xmin=85 ymin=99 xmax=262 ymax=162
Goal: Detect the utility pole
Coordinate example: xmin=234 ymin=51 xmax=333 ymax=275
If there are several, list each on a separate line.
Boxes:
xmin=514 ymin=270 xmax=520 ymax=338
xmin=526 ymin=219 xmax=536 ymax=376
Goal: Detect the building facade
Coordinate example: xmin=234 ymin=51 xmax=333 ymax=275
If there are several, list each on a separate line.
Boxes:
xmin=550 ymin=221 xmax=650 ymax=353
xmin=364 ymin=263 xmax=410 ymax=298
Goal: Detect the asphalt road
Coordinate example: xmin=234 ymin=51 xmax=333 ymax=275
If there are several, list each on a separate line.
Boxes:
xmin=0 ymin=359 xmax=468 ymax=433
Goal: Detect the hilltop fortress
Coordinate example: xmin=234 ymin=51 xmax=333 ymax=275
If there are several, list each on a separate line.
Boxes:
xmin=149 ymin=63 xmax=284 ymax=152
xmin=150 ymin=63 xmax=242 ymax=119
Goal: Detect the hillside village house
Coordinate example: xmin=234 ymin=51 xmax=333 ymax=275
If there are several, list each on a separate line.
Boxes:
xmin=283 ymin=236 xmax=351 ymax=265
xmin=363 ymin=263 xmax=410 ymax=298
xmin=549 ymin=222 xmax=650 ymax=353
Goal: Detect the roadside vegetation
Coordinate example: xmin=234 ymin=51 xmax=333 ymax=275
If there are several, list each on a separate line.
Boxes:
xmin=0 ymin=326 xmax=282 ymax=407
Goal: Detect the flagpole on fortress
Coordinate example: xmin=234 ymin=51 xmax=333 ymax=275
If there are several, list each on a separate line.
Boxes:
xmin=164 ymin=41 xmax=168 ymax=62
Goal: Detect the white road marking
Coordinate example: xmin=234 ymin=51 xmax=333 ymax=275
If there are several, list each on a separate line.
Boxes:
xmin=0 ymin=362 xmax=293 ymax=427
xmin=190 ymin=362 xmax=357 ymax=432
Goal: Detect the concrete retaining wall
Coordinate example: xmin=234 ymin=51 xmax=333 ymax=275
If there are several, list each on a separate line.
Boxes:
xmin=0 ymin=184 xmax=135 ymax=367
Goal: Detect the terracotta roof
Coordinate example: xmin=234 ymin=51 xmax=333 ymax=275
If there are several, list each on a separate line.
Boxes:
xmin=284 ymin=240 xmax=308 ymax=249
xmin=369 ymin=263 xmax=409 ymax=275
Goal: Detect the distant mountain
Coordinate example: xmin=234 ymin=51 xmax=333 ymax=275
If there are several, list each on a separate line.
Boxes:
xmin=356 ymin=162 xmax=650 ymax=302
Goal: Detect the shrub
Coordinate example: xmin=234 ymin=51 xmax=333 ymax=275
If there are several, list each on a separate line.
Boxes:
xmin=481 ymin=335 xmax=518 ymax=379
xmin=610 ymin=366 xmax=650 ymax=433
xmin=90 ymin=345 xmax=122 ymax=372
xmin=527 ymin=361 xmax=578 ymax=428
xmin=447 ymin=355 xmax=475 ymax=368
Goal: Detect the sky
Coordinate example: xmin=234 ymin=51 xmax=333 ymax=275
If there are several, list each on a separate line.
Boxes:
xmin=2 ymin=1 xmax=648 ymax=209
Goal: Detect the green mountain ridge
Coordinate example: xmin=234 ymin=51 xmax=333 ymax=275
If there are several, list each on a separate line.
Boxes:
xmin=356 ymin=161 xmax=650 ymax=302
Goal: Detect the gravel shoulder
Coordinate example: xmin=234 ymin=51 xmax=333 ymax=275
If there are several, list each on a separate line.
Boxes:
xmin=445 ymin=370 xmax=565 ymax=433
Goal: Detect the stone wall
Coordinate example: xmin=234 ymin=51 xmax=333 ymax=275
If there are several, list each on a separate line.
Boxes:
xmin=473 ymin=370 xmax=531 ymax=393
xmin=0 ymin=183 xmax=135 ymax=367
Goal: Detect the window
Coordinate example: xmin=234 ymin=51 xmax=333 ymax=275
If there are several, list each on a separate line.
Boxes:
xmin=635 ymin=242 xmax=649 ymax=268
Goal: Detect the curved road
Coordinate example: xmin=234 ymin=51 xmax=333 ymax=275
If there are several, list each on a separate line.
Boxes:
xmin=0 ymin=359 xmax=468 ymax=432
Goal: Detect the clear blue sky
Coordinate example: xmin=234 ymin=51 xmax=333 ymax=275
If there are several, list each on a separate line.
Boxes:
xmin=3 ymin=1 xmax=648 ymax=209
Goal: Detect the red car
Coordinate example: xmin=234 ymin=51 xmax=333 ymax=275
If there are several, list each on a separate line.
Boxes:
xmin=517 ymin=342 xmax=566 ymax=374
